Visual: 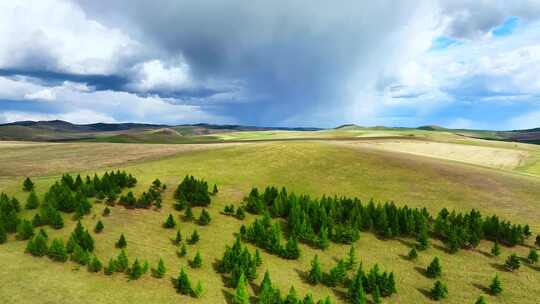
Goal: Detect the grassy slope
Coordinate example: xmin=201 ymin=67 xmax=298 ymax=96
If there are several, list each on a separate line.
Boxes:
xmin=0 ymin=141 xmax=540 ymax=303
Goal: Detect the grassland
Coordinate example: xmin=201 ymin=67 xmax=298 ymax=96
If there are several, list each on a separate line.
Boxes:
xmin=1 ymin=139 xmax=540 ymax=303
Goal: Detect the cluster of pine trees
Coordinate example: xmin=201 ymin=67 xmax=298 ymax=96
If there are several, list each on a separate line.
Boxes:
xmin=243 ymin=186 xmax=530 ymax=253
xmin=218 ymin=236 xmax=262 ymax=288
xmin=223 ymin=204 xmax=246 ymax=220
xmin=118 ymin=178 xmax=165 ymax=209
xmin=174 ymin=175 xmax=212 ymax=208
xmin=0 ymin=192 xmax=21 ymax=241
xmin=240 ymin=213 xmax=300 ymax=259
xmin=172 ymin=267 xmax=204 ymax=298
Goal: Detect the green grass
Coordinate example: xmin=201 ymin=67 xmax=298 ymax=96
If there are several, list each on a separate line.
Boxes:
xmin=1 ymin=140 xmax=540 ymax=303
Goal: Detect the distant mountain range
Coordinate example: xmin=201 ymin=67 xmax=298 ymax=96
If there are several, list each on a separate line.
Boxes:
xmin=0 ymin=120 xmax=539 ymax=144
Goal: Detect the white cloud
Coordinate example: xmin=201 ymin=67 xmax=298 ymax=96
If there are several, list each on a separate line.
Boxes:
xmin=129 ymin=59 xmax=193 ymax=92
xmin=0 ymin=0 xmax=140 ymax=74
xmin=507 ymin=111 xmax=540 ymax=130
xmin=24 ymin=89 xmax=56 ymax=101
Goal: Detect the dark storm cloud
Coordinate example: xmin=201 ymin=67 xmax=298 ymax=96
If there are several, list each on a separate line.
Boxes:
xmin=75 ymin=0 xmax=433 ymax=126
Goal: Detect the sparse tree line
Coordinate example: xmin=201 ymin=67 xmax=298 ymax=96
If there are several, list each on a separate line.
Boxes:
xmin=242 ymin=186 xmax=532 ymax=253
xmin=118 ymin=178 xmax=165 ymax=209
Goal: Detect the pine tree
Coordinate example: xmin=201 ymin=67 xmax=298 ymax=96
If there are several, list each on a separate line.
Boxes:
xmin=198 ymin=209 xmax=212 ymax=225
xmin=236 ymin=207 xmax=246 ymax=220
xmin=283 ymin=236 xmax=300 ymax=259
xmin=347 ymin=245 xmax=357 ymax=270
xmin=0 ymin=223 xmax=6 ymax=244
xmin=285 ymin=286 xmax=299 ymax=304
xmin=178 ymin=243 xmax=188 ymax=257
xmin=163 ymin=214 xmax=176 ymax=228
xmin=475 ymin=296 xmax=487 ymax=304
xmin=129 ymin=259 xmax=144 ymax=280
xmin=25 ymin=190 xmax=40 ymax=209
xmin=26 ymin=233 xmax=48 ymax=256
xmin=184 ymin=207 xmax=194 ymax=221
xmin=71 ymin=244 xmax=90 ymax=265
xmin=174 ymin=230 xmax=182 ymax=244
xmin=104 ymin=258 xmax=117 ymax=275
xmin=48 ymin=238 xmax=68 ymax=262
xmin=254 ymin=249 xmax=263 ymax=266
xmin=115 ymin=234 xmax=127 ymax=248
xmin=372 ymin=285 xmax=381 ymax=304
xmin=188 ymin=230 xmax=200 ymax=244
xmin=23 ymin=177 xmax=34 ymax=192
xmin=16 ymin=219 xmax=35 ymax=240
xmin=536 ymin=235 xmax=540 ymax=248
xmin=151 ymin=258 xmax=166 ymax=278
xmin=194 ymin=281 xmax=204 ymax=298
xmin=430 ymin=280 xmax=448 ymax=300
xmin=528 ymin=248 xmax=539 ymax=264
xmin=416 ymin=225 xmax=429 ymax=250
xmin=212 ymin=184 xmax=218 ymax=195
xmin=88 ymin=255 xmax=103 ymax=272
xmin=426 ymin=257 xmax=442 ymax=278
xmin=317 ymin=226 xmax=329 ymax=249
xmin=116 ymin=249 xmax=129 ymax=272
xmin=191 ymin=251 xmax=203 ymax=268
xmin=259 ymin=271 xmax=278 ymax=304
xmin=103 ymin=207 xmax=111 ymax=217
xmin=491 ymin=242 xmax=501 ymax=257
xmin=303 ymin=294 xmax=315 ymax=304
xmin=174 ymin=267 xmax=193 ymax=295
xmin=348 ymin=268 xmax=367 ymax=304
xmin=307 ymin=255 xmax=323 ymax=284
xmin=408 ymin=247 xmax=418 ymax=260
xmin=233 ymin=272 xmax=249 ymax=304
xmin=50 ymin=210 xmax=64 ymax=229
xmin=94 ymin=220 xmax=104 ymax=233
xmin=505 ymin=254 xmax=520 ymax=271
xmin=489 ymin=274 xmax=502 ymax=295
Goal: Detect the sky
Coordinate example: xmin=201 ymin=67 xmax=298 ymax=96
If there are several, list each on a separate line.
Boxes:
xmin=1 ymin=1 xmax=540 ymax=129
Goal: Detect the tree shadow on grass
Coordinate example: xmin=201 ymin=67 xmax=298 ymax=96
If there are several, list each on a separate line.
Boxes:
xmin=330 ymin=287 xmax=349 ymax=302
xmin=476 ymin=249 xmax=493 ymax=259
xmin=416 ymin=287 xmax=432 ymax=300
xmin=222 ymin=289 xmax=234 ymax=304
xmin=432 ymin=243 xmax=448 ymax=253
xmin=414 ymin=266 xmax=428 ymax=278
xmin=398 ymin=253 xmax=411 ymax=261
xmin=489 ymin=262 xmax=508 ymax=272
xmin=294 ymin=268 xmax=312 ymax=284
xmin=396 ymin=238 xmax=416 ymax=248
xmin=472 ymin=282 xmax=490 ymax=294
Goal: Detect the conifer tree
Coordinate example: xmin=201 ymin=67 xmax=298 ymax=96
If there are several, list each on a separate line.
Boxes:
xmin=233 ymin=272 xmax=249 ymax=304
xmin=317 ymin=226 xmax=330 ymax=249
xmin=0 ymin=223 xmax=6 ymax=244
xmin=26 ymin=233 xmax=48 ymax=256
xmin=23 ymin=177 xmax=34 ymax=192
xmin=129 ymin=259 xmax=144 ymax=280
xmin=50 ymin=210 xmax=64 ymax=229
xmin=163 ymin=214 xmax=176 ymax=228
xmin=194 ymin=281 xmax=204 ymax=298
xmin=104 ymin=258 xmax=117 ymax=275
xmin=115 ymin=234 xmax=127 ymax=248
xmin=25 ymin=190 xmax=40 ymax=209
xmin=491 ymin=242 xmax=501 ymax=257
xmin=254 ymin=249 xmax=263 ymax=267
xmin=103 ymin=207 xmax=111 ymax=217
xmin=408 ymin=247 xmax=418 ymax=260
xmin=48 ymin=238 xmax=68 ymax=262
xmin=536 ymin=235 xmax=540 ymax=248
xmin=285 ymin=286 xmax=299 ymax=304
xmin=212 ymin=184 xmax=218 ymax=195
xmin=178 ymin=243 xmax=188 ymax=257
xmin=116 ymin=249 xmax=129 ymax=272
xmin=236 ymin=207 xmax=246 ymax=220
xmin=348 ymin=268 xmax=367 ymax=304
xmin=505 ymin=254 xmax=520 ymax=271
xmin=426 ymin=257 xmax=442 ymax=278
xmin=416 ymin=225 xmax=429 ymax=250
xmin=372 ymin=285 xmax=381 ymax=304
xmin=188 ymin=230 xmax=200 ymax=244
xmin=174 ymin=267 xmax=193 ymax=295
xmin=151 ymin=258 xmax=166 ymax=278
xmin=528 ymin=248 xmax=538 ymax=264
xmin=71 ymin=244 xmax=90 ymax=265
xmin=430 ymin=280 xmax=448 ymax=300
xmin=303 ymin=294 xmax=315 ymax=304
xmin=16 ymin=219 xmax=34 ymax=240
xmin=475 ymin=296 xmax=487 ymax=304
xmin=94 ymin=220 xmax=104 ymax=233
xmin=347 ymin=245 xmax=357 ymax=270
xmin=259 ymin=271 xmax=279 ymax=304
xmin=307 ymin=255 xmax=323 ymax=284
xmin=174 ymin=230 xmax=182 ymax=244
xmin=191 ymin=251 xmax=203 ymax=268
xmin=489 ymin=274 xmax=502 ymax=295
xmin=88 ymin=255 xmax=103 ymax=272
xmin=184 ymin=207 xmax=194 ymax=221
xmin=198 ymin=209 xmax=212 ymax=225
xmin=283 ymin=236 xmax=300 ymax=259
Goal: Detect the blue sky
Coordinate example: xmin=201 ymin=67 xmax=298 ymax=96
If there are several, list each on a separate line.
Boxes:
xmin=1 ymin=1 xmax=540 ymax=130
